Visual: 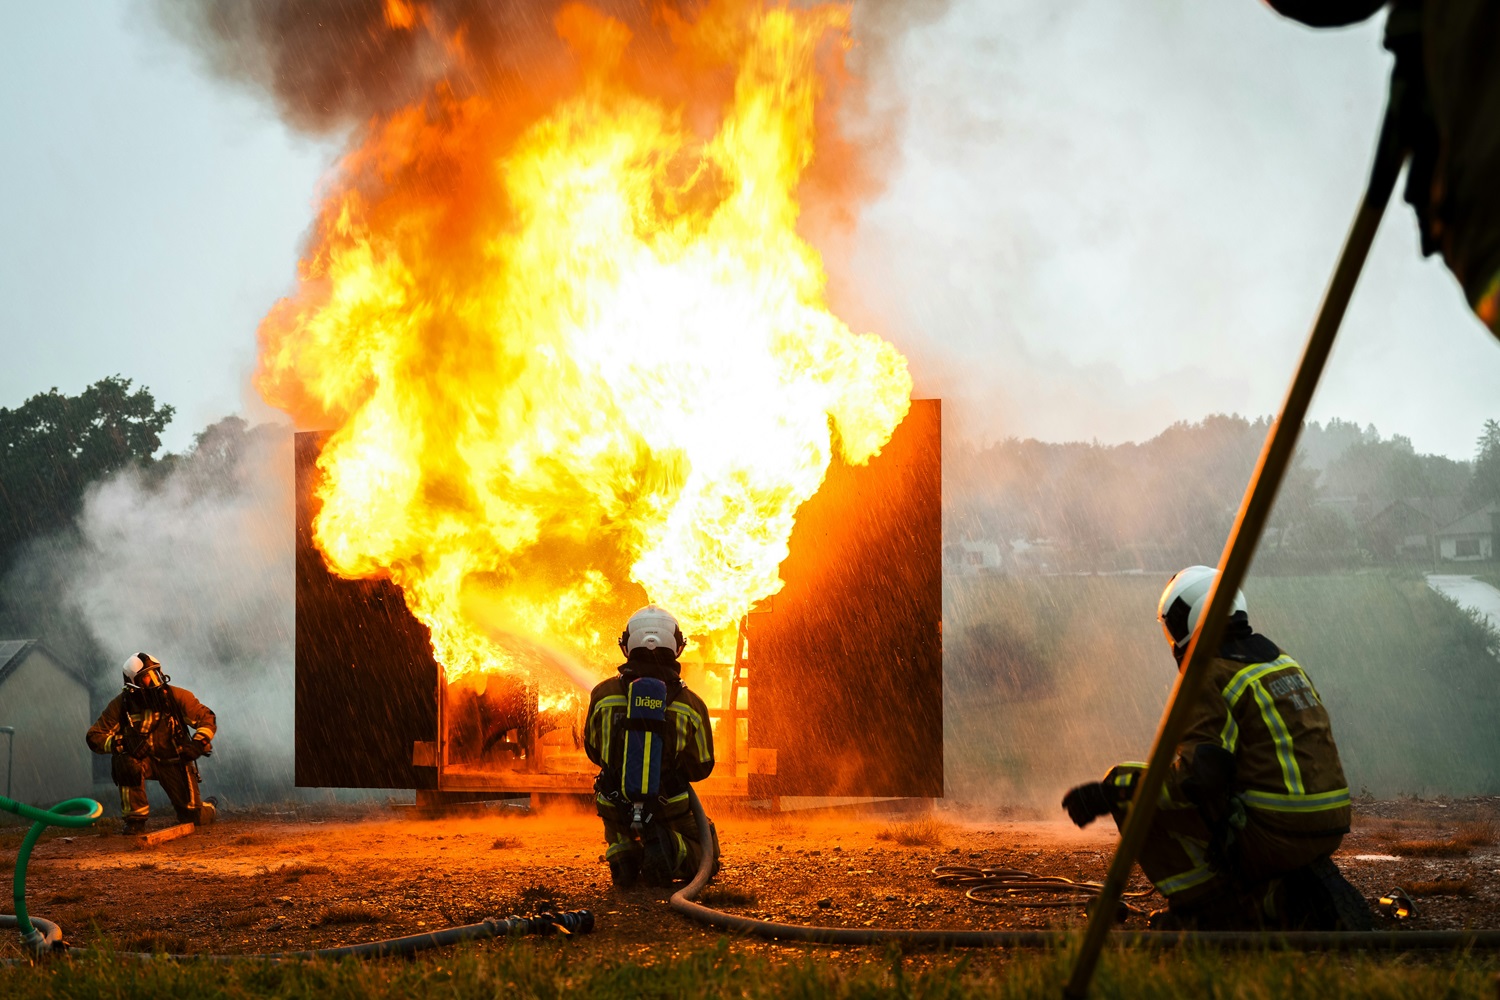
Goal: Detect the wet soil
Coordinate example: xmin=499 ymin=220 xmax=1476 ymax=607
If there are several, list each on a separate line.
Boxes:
xmin=2 ymin=795 xmax=1497 ymax=962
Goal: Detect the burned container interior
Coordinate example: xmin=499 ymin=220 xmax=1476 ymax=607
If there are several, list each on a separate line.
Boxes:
xmin=294 ymin=399 xmax=942 ymax=798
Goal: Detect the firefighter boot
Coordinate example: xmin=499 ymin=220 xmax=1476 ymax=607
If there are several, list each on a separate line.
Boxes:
xmin=639 ymin=822 xmax=684 ymax=887
xmin=1277 ymin=856 xmax=1373 ymax=930
xmin=606 ymin=837 xmax=642 ymax=889
xmin=122 ymin=818 xmax=148 ymax=837
xmin=609 ymin=854 xmax=641 ymax=888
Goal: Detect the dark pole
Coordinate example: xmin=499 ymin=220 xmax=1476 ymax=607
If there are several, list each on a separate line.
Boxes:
xmin=1062 ymin=104 xmax=1407 ymax=999
xmin=0 ymin=727 xmax=13 ymax=801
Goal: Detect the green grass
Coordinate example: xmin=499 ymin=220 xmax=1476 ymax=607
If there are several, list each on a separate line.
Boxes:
xmin=2 ymin=941 xmax=1498 ymax=999
xmin=945 ymin=573 xmax=1500 ymax=804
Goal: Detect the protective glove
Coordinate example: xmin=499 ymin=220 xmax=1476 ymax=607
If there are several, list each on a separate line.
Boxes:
xmin=191 ymin=732 xmax=214 ymax=759
xmin=1062 ymin=781 xmax=1115 ymax=828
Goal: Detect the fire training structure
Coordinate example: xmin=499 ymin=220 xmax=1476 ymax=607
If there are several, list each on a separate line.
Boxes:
xmin=293 ymin=400 xmax=941 ymax=802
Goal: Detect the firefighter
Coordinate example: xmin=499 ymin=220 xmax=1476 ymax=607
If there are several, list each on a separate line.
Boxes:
xmin=1061 ymin=567 xmax=1370 ymax=930
xmin=86 ymin=653 xmax=217 ymax=834
xmin=585 ymin=605 xmax=715 ymax=887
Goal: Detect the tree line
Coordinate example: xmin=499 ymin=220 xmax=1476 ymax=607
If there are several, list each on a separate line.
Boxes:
xmin=946 ymin=414 xmax=1500 ymax=573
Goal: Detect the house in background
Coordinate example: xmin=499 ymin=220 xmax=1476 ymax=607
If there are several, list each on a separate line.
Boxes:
xmin=943 ymin=539 xmax=1003 ymax=575
xmin=1363 ymin=497 xmax=1466 ymax=561
xmin=1437 ymin=502 xmax=1498 ymax=563
xmin=0 ymin=640 xmax=93 ymax=809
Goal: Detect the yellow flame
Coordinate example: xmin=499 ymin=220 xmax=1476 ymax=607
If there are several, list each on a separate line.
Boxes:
xmin=258 ymin=2 xmax=911 ymax=691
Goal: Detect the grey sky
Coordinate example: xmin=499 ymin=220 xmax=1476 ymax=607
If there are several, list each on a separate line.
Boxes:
xmin=3 ymin=1 xmax=1496 ymax=459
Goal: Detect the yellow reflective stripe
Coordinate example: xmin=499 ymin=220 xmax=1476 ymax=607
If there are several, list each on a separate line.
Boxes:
xmin=590 ymin=695 xmax=627 ymax=762
xmin=1219 ymin=713 xmax=1239 ymax=753
xmin=639 ymin=733 xmax=654 ymax=796
xmin=596 ymin=794 xmax=613 ymax=807
xmin=667 ymin=703 xmax=709 ymax=761
xmin=1155 ymin=863 xmax=1218 ymax=897
xmin=1250 ymin=681 xmax=1304 ymax=795
xmin=1242 ymin=787 xmax=1350 ymax=813
xmin=606 ymin=839 xmax=637 ymax=860
xmin=1220 ymin=656 xmax=1296 ymax=708
xmin=664 ymin=791 xmax=689 ymax=803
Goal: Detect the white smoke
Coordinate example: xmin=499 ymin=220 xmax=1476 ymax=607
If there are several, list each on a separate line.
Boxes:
xmin=61 ymin=418 xmax=297 ymax=803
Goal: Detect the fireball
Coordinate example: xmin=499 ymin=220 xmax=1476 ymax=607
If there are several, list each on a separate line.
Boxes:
xmin=257 ymin=1 xmax=912 ymax=691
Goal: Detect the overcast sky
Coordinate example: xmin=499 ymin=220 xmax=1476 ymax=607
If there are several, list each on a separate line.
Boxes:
xmin=3 ymin=1 xmax=1496 ymax=459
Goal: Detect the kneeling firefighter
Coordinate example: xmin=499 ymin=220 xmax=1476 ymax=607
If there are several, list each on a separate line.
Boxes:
xmin=1061 ymin=568 xmax=1371 ymax=930
xmin=86 ymin=653 xmax=217 ymax=834
xmin=585 ymin=606 xmax=716 ymax=887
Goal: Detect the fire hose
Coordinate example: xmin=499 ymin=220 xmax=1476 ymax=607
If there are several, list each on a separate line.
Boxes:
xmin=2 ymin=792 xmax=592 ymax=963
xmin=2 ymin=792 xmax=104 ymax=954
xmin=931 ymin=865 xmax=1153 ymax=916
xmin=670 ymin=788 xmax=1500 ymax=951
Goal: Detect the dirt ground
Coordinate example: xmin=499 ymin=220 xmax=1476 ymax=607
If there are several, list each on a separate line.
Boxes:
xmin=3 ymin=795 xmax=1497 ymax=962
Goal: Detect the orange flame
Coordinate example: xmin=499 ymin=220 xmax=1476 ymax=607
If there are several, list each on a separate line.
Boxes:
xmin=258 ymin=1 xmax=911 ymax=691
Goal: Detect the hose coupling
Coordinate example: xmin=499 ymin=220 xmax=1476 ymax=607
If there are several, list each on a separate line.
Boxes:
xmin=502 ymin=909 xmax=595 ymax=936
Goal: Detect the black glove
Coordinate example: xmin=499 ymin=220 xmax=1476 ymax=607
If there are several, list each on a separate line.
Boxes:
xmin=1062 ymin=782 xmax=1115 ymax=828
xmin=191 ymin=733 xmax=214 ymax=759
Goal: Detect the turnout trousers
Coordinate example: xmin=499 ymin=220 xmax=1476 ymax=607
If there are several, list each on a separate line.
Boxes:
xmin=600 ymin=811 xmax=705 ymax=881
xmin=112 ymin=754 xmax=207 ymax=825
xmin=1107 ymin=768 xmax=1343 ymax=910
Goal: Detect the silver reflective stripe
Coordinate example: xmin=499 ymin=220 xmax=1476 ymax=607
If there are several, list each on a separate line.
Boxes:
xmin=1249 ymin=681 xmax=1305 ymax=795
xmin=1241 ymin=787 xmax=1350 ymax=813
xmin=1156 ymin=863 xmax=1218 ymax=897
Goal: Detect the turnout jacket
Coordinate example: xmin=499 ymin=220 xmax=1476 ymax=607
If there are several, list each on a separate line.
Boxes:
xmin=87 ymin=686 xmax=216 ymax=761
xmin=584 ymin=661 xmax=714 ymax=814
xmin=1115 ymin=633 xmax=1350 ymax=837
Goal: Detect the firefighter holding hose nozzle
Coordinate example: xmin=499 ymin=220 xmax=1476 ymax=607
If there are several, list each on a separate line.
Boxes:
xmin=1061 ymin=568 xmax=1371 ymax=931
xmin=86 ymin=653 xmax=217 ymax=834
xmin=585 ymin=605 xmax=716 ymax=887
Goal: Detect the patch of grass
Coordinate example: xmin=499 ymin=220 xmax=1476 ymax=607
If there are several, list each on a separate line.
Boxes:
xmin=316 ymin=903 xmax=384 ymax=926
xmin=3 ymin=941 xmax=1500 ymax=999
xmin=59 ymin=908 xmax=113 ymax=929
xmin=223 ymin=910 xmax=261 ymax=928
xmin=875 ymin=816 xmax=949 ymax=847
xmin=1406 ymin=878 xmax=1473 ymax=897
xmin=1384 ymin=821 xmax=1496 ymax=857
xmin=273 ymin=861 xmax=331 ymax=880
xmin=121 ymin=931 xmax=189 ymax=954
xmin=490 ymin=836 xmax=521 ymax=850
xmin=1386 ymin=838 xmax=1473 ymax=857
xmin=519 ymin=883 xmax=558 ymax=904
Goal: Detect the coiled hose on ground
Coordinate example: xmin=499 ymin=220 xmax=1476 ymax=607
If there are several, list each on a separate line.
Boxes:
xmin=670 ymin=789 xmax=1500 ymax=951
xmin=2 ymin=792 xmax=592 ymax=963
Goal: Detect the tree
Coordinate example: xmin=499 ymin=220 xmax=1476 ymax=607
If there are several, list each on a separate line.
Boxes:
xmin=1467 ymin=419 xmax=1500 ymax=508
xmin=0 ymin=377 xmax=174 ymax=568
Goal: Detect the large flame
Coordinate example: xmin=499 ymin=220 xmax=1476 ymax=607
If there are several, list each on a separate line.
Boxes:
xmin=258 ymin=1 xmax=912 ymax=690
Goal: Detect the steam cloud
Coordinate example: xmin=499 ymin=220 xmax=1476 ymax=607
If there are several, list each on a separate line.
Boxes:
xmin=59 ymin=420 xmax=298 ymax=803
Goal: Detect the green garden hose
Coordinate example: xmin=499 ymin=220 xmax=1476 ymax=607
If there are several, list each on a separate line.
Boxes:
xmin=0 ymin=794 xmax=103 ymax=956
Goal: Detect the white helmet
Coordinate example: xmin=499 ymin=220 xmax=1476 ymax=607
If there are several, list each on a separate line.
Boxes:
xmin=122 ymin=651 xmax=165 ymax=689
xmin=1156 ymin=566 xmax=1247 ymax=651
xmin=618 ymin=605 xmax=687 ymax=659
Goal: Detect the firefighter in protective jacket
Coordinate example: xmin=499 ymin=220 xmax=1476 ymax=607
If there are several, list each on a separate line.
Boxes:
xmin=87 ymin=653 xmax=217 ymax=833
xmin=1061 ymin=567 xmax=1370 ymax=930
xmin=585 ymin=605 xmax=715 ymax=887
